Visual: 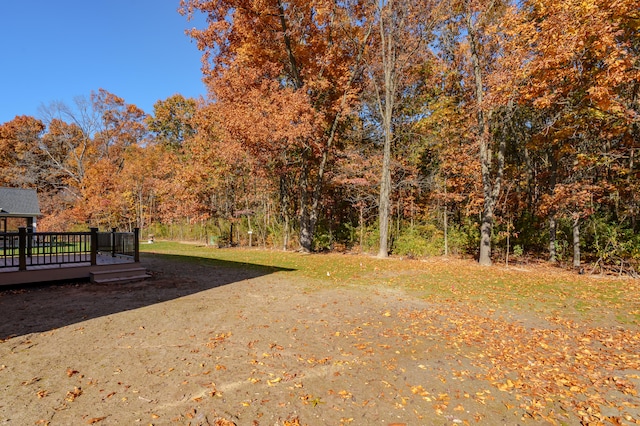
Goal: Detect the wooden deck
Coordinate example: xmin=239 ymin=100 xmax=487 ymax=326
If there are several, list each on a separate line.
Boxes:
xmin=0 ymin=254 xmax=136 ymax=286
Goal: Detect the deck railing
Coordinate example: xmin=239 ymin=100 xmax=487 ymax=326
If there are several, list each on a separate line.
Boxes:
xmin=0 ymin=228 xmax=139 ymax=270
xmin=97 ymin=228 xmax=138 ymax=259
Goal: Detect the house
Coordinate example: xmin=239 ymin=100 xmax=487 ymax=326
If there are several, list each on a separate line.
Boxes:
xmin=0 ymin=187 xmax=41 ymax=232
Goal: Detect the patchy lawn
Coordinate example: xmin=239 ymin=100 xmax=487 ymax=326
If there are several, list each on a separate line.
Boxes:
xmin=1 ymin=242 xmax=639 ymax=425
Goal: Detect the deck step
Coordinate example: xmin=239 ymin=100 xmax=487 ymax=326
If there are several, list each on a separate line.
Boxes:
xmin=90 ymin=267 xmax=150 ymax=284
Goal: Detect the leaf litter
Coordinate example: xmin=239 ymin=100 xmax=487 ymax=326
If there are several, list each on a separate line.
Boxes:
xmin=0 ymin=249 xmax=638 ymax=425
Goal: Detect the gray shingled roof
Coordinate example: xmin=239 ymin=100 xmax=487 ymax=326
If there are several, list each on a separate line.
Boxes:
xmin=0 ymin=187 xmax=41 ymax=217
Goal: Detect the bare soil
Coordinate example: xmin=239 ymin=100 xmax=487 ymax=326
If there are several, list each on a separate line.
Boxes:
xmin=0 ymin=253 xmax=637 ymax=425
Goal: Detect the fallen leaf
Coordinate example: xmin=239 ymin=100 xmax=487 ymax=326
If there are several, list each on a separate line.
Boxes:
xmin=338 ymin=389 xmax=353 ymax=399
xmin=65 ymin=387 xmax=82 ymax=402
xmin=267 ymin=377 xmax=281 ymax=386
xmin=214 ymin=419 xmax=237 ymax=426
xmin=283 ymin=417 xmax=301 ymax=426
xmin=21 ymin=377 xmax=41 ymax=386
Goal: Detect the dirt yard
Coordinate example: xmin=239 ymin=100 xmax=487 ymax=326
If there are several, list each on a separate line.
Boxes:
xmin=1 ymin=253 xmax=639 ymax=425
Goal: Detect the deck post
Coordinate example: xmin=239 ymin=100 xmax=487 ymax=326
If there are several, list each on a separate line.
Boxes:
xmin=27 ymin=219 xmax=34 ymax=257
xmin=18 ymin=227 xmax=27 ymax=271
xmin=90 ymin=228 xmax=98 ymax=266
xmin=134 ymin=228 xmax=140 ymax=263
xmin=111 ymin=227 xmax=117 ymax=258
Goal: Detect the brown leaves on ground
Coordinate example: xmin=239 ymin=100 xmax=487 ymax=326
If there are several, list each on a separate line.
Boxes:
xmin=282 ymin=416 xmax=302 ymax=426
xmin=206 ymin=332 xmax=232 ymax=350
xmin=65 ymin=386 xmax=83 ymax=402
xmin=397 ymin=304 xmax=640 ymax=424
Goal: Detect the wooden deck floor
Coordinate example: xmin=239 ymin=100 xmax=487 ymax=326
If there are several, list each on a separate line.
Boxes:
xmin=0 ymin=254 xmax=136 ymax=286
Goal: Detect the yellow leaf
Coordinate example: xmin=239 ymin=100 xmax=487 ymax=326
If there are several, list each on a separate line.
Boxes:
xmin=267 ymin=377 xmax=281 ymax=386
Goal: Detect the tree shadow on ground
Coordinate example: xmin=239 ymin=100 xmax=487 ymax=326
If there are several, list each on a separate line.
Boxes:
xmin=0 ymin=252 xmax=294 ymax=340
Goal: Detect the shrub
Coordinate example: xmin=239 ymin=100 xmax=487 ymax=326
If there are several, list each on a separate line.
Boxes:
xmin=393 ymin=225 xmax=443 ymax=257
xmin=361 ymin=225 xmax=380 ymax=254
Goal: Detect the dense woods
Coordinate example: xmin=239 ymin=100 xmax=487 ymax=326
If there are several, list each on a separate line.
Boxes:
xmin=1 ymin=0 xmax=638 ymax=271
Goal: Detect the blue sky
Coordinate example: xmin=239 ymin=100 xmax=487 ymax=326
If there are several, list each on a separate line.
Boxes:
xmin=0 ymin=1 xmax=208 ymax=124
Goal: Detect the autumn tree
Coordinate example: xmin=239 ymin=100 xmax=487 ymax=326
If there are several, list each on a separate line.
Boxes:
xmin=0 ymin=116 xmax=46 ymax=188
xmin=91 ymin=89 xmax=147 ymax=162
xmin=419 ymin=0 xmax=513 ymax=265
xmin=81 ymin=91 xmax=147 ymax=227
xmin=147 ymin=94 xmax=197 ymax=149
xmin=180 ymin=0 xmax=369 ymax=252
xmin=461 ymin=0 xmax=516 ymax=265
xmin=37 ymin=96 xmax=104 ymax=199
xmin=34 ymin=90 xmax=148 ymax=229
xmin=502 ymin=0 xmax=640 ymax=266
xmin=364 ymin=0 xmax=443 ymax=257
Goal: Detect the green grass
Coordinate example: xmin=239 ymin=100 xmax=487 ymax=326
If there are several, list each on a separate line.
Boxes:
xmin=0 ymin=243 xmax=88 ymax=257
xmin=141 ymin=241 xmax=640 ymax=325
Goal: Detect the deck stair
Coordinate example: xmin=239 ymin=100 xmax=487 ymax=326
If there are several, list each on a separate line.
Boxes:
xmin=90 ymin=266 xmax=150 ymax=284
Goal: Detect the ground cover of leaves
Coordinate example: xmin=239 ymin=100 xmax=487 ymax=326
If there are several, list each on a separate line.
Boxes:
xmin=1 ymin=244 xmax=639 ymax=425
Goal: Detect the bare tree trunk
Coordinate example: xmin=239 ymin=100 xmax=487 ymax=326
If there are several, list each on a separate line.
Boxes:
xmin=465 ymin=4 xmax=504 ymax=266
xmin=299 ymin=210 xmax=314 ymax=252
xmin=479 ymin=202 xmax=494 ymax=265
xmin=378 ymin=130 xmax=392 ymax=257
xmin=548 ymin=152 xmax=558 ymax=262
xmin=279 ymin=176 xmax=291 ymax=251
xmin=505 ymin=219 xmax=511 ymax=266
xmin=549 ymin=216 xmax=557 ymax=262
xmin=374 ymin=0 xmax=398 ymax=258
xmin=298 ymin=174 xmax=314 ymax=252
xmin=630 ymin=148 xmax=637 ymax=232
xmin=444 ymin=184 xmax=449 ymax=256
xmin=359 ymin=204 xmax=364 ymax=251
xmin=369 ymin=0 xmax=439 ymax=257
xmin=283 ymin=217 xmax=289 ymax=251
xmin=573 ymin=216 xmax=581 ymax=269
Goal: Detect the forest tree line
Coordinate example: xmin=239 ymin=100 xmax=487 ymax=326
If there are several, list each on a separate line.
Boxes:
xmin=1 ymin=0 xmax=638 ymax=270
